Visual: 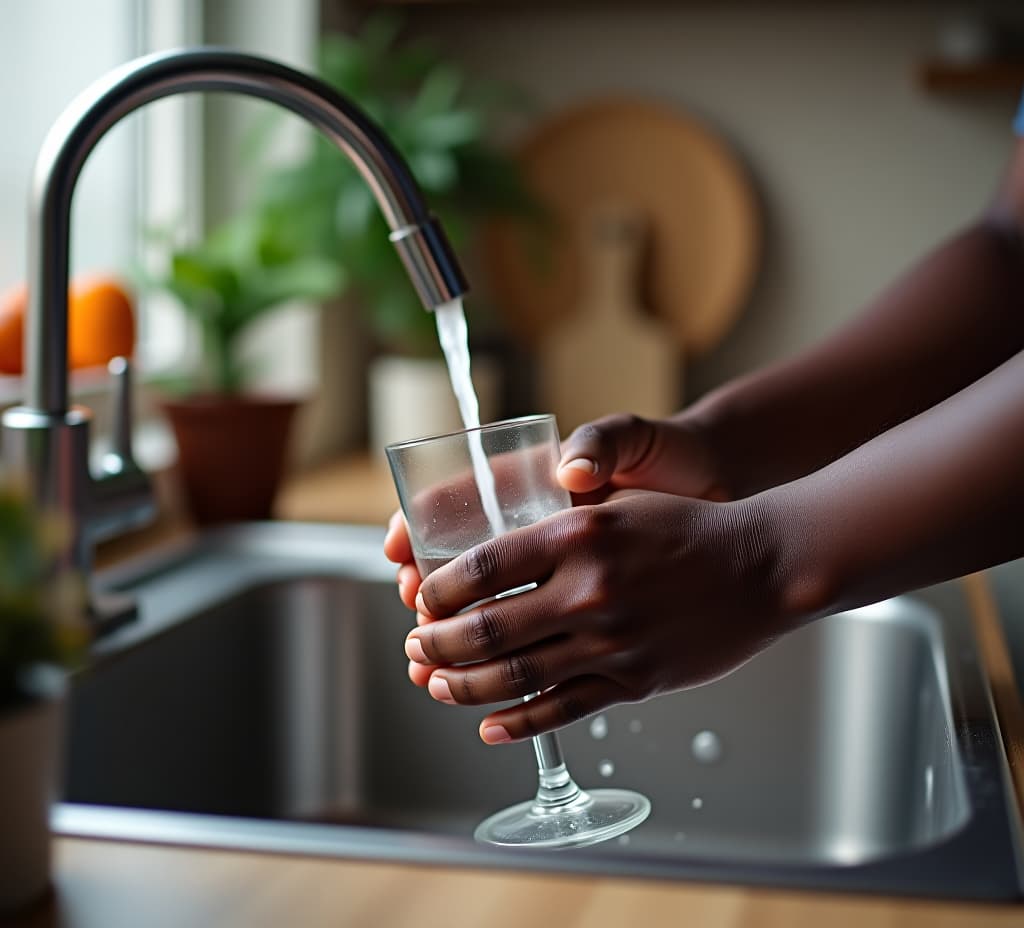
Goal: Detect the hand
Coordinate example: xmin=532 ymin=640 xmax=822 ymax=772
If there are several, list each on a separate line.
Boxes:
xmin=556 ymin=412 xmax=731 ymax=504
xmin=403 ymin=490 xmax=791 ymax=744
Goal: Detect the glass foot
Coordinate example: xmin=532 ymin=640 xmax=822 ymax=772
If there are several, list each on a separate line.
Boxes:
xmin=474 ymin=787 xmax=651 ymax=849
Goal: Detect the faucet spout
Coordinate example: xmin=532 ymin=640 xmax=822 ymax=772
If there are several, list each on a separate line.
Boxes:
xmin=3 ymin=48 xmax=469 ymax=587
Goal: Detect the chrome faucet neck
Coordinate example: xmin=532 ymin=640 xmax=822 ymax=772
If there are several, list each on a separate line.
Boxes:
xmin=27 ymin=47 xmax=467 ymax=416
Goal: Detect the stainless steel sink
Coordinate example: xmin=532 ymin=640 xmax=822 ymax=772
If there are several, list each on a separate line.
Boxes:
xmin=57 ymin=523 xmax=1023 ymax=899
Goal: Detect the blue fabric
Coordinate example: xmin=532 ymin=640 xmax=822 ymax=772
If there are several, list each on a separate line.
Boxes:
xmin=1015 ymin=90 xmax=1024 ymax=136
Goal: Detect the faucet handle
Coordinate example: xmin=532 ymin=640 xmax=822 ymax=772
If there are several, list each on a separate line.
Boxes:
xmin=102 ymin=356 xmax=137 ymax=475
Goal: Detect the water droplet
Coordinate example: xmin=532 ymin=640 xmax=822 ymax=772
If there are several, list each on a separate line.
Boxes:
xmin=691 ymin=729 xmax=723 ymax=764
xmin=598 ymin=759 xmax=615 ymax=778
xmin=617 ymin=834 xmax=630 ymax=846
xmin=674 ymin=831 xmax=687 ymax=841
xmin=691 ymin=797 xmax=704 ymax=810
xmin=628 ymin=719 xmax=643 ymax=734
xmin=589 ymin=715 xmax=608 ymax=740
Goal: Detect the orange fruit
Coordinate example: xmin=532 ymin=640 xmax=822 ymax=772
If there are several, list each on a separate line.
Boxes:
xmin=0 ymin=283 xmax=26 ymax=375
xmin=68 ymin=275 xmax=135 ymax=369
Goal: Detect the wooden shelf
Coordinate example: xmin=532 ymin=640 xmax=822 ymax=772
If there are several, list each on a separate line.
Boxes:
xmin=918 ymin=58 xmax=1024 ymax=93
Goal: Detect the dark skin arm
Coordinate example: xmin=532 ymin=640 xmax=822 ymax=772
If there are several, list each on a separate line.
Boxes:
xmin=386 ymin=138 xmax=1024 ymax=743
xmin=549 ymin=139 xmax=1024 ymax=503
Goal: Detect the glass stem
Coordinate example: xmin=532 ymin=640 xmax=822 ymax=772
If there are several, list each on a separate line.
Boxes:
xmin=526 ymin=694 xmax=583 ymax=808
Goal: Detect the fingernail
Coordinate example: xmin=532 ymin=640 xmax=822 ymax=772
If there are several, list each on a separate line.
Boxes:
xmin=428 ymin=675 xmax=455 ymax=704
xmin=481 ymin=724 xmax=512 ymax=744
xmin=405 ymin=635 xmax=427 ymax=663
xmin=415 ymin=591 xmax=432 ymax=616
xmin=561 ymin=458 xmax=597 ymax=475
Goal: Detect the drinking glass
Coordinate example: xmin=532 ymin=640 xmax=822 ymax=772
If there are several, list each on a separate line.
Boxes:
xmin=386 ymin=414 xmax=651 ymax=849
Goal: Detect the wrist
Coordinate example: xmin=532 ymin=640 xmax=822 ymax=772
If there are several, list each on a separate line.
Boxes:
xmin=669 ymin=399 xmax=737 ymax=501
xmin=679 ymin=380 xmax=759 ymax=500
xmin=730 ymin=485 xmax=837 ymax=634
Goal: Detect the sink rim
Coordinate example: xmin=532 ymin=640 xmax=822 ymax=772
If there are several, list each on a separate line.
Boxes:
xmin=61 ymin=522 xmax=1024 ymax=901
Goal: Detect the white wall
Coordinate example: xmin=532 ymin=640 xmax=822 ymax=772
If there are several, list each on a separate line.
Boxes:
xmin=389 ymin=1 xmax=1024 ymax=396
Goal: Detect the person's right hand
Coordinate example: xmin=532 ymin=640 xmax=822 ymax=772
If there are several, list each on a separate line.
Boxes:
xmin=554 ymin=412 xmax=731 ymax=505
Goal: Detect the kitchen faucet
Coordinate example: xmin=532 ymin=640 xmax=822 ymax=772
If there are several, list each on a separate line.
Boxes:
xmin=0 ymin=49 xmax=468 ymax=607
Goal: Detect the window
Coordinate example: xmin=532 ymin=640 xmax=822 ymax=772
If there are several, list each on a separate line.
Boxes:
xmin=0 ymin=0 xmax=202 ymax=381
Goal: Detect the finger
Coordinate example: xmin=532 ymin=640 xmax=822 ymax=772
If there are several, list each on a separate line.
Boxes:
xmin=396 ymin=563 xmax=422 ymax=611
xmin=557 ymin=413 xmax=659 ymax=494
xmin=477 ymin=676 xmax=629 ymax=743
xmin=383 ymin=510 xmax=414 ymax=564
xmin=406 ymin=582 xmax=567 ymax=666
xmin=425 ymin=637 xmax=589 ymax=707
xmin=408 ymin=659 xmax=434 ymax=687
xmin=417 ymin=518 xmax=561 ymax=618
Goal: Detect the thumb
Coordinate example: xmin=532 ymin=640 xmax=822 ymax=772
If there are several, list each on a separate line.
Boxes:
xmin=556 ymin=413 xmax=658 ymax=494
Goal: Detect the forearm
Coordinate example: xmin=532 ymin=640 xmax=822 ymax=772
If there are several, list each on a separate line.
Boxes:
xmin=763 ymin=348 xmax=1024 ymax=625
xmin=687 ymin=201 xmax=1024 ymax=498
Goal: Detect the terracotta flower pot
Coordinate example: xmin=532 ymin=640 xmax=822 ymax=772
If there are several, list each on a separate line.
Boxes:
xmin=161 ymin=395 xmax=300 ymax=525
xmin=0 ymin=668 xmax=66 ymax=913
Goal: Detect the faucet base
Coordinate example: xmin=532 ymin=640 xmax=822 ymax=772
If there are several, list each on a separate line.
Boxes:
xmin=2 ymin=405 xmax=92 ymax=547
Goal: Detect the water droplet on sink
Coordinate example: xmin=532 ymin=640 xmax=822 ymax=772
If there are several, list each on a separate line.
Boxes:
xmin=617 ymin=834 xmax=630 ymax=846
xmin=598 ymin=759 xmax=615 ymax=777
xmin=691 ymin=797 xmax=704 ymax=810
xmin=628 ymin=719 xmax=643 ymax=734
xmin=674 ymin=831 xmax=687 ymax=841
xmin=691 ymin=729 xmax=723 ymax=763
xmin=589 ymin=715 xmax=608 ymax=740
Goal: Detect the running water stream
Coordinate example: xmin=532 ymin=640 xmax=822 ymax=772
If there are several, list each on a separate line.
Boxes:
xmin=434 ymin=298 xmax=506 ymax=536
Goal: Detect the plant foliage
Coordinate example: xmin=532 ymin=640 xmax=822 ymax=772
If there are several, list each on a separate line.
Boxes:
xmin=0 ymin=482 xmax=85 ymax=710
xmin=146 ymin=14 xmax=535 ymax=391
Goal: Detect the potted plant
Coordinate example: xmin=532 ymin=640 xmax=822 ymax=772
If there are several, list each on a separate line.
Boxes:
xmin=250 ymin=15 xmax=537 ymax=448
xmin=0 ymin=482 xmax=85 ymax=912
xmin=148 ymin=210 xmax=344 ymax=524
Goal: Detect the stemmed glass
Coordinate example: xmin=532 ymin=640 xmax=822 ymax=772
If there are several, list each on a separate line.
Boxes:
xmin=386 ymin=414 xmax=650 ymax=849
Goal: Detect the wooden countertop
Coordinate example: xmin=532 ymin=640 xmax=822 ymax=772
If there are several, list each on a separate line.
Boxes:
xmin=11 ymin=839 xmax=1024 ymax=928
xmin=16 ymin=456 xmax=1023 ymax=928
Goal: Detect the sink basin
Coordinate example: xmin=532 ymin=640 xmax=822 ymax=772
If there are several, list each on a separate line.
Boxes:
xmin=58 ymin=523 xmax=1023 ymax=899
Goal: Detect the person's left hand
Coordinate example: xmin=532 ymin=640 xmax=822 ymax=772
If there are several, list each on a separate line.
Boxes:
xmin=400 ymin=489 xmax=793 ymax=744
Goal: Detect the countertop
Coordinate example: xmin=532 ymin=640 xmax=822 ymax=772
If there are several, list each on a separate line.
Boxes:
xmin=10 ymin=456 xmax=1023 ymax=928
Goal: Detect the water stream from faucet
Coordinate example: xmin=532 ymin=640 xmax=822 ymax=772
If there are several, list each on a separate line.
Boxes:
xmin=434 ymin=299 xmax=505 ymax=536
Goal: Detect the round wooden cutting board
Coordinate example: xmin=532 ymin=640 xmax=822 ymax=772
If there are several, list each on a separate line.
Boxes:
xmin=482 ymin=97 xmax=761 ymax=357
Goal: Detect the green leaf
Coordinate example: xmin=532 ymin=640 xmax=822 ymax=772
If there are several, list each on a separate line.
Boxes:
xmin=319 ymin=33 xmax=370 ymax=95
xmin=411 ymin=110 xmax=481 ymax=149
xmin=414 ymin=64 xmax=463 ymax=118
xmin=387 ymin=41 xmax=442 ymax=88
xmin=244 ymin=258 xmax=347 ymax=317
xmin=334 ymin=182 xmax=375 ymax=237
xmin=408 ymin=149 xmax=456 ymax=192
xmin=364 ymin=279 xmax=438 ymax=356
xmin=171 ymin=252 xmax=239 ymax=302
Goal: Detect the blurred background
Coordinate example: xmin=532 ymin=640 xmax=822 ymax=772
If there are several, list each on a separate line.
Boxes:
xmin=1 ymin=0 xmax=1023 ymax=481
